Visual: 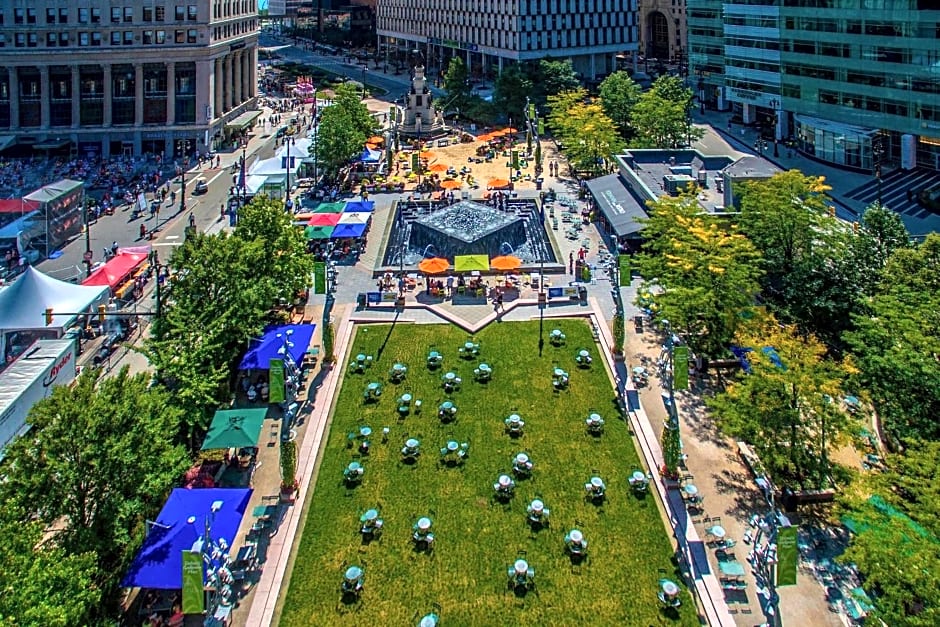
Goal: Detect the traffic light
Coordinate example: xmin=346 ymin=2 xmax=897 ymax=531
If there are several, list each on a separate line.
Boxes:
xmin=44 ymin=308 xmax=53 ymax=326
xmin=98 ymin=304 xmax=106 ymax=323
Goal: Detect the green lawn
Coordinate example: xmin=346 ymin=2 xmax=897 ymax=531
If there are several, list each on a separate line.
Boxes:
xmin=279 ymin=320 xmax=696 ymax=626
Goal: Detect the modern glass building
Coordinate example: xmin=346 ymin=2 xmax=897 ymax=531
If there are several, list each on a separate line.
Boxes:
xmin=689 ymin=0 xmax=940 ymax=172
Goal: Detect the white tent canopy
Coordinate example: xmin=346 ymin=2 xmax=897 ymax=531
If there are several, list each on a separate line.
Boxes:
xmin=0 ymin=267 xmax=108 ymax=332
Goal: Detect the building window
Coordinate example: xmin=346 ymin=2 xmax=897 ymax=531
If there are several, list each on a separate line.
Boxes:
xmin=175 ymin=30 xmax=185 ymax=43
xmin=47 ymin=8 xmax=56 ymax=24
xmin=59 ymin=32 xmax=68 ymax=46
xmin=124 ymin=31 xmax=134 ymax=45
xmin=124 ymin=7 xmax=134 ymax=23
xmin=0 ymin=35 xmax=5 ymax=48
xmin=27 ymin=33 xmax=37 ymax=47
xmin=15 ymin=33 xmax=24 ymax=47
xmin=92 ymin=32 xmax=102 ymax=46
xmin=188 ymin=5 xmax=198 ymax=20
xmin=187 ymin=29 xmax=197 ymax=43
xmin=156 ymin=6 xmax=165 ymax=21
xmin=47 ymin=32 xmax=57 ymax=46
xmin=111 ymin=32 xmax=121 ymax=45
xmin=14 ymin=9 xmax=23 ymax=24
xmin=143 ymin=7 xmax=153 ymax=22
xmin=79 ymin=32 xmax=90 ymax=46
xmin=176 ymin=6 xmax=186 ymax=21
xmin=111 ymin=8 xmax=121 ymax=23
xmin=79 ymin=8 xmax=89 ymax=23
xmin=26 ymin=9 xmax=36 ymax=24
xmin=156 ymin=30 xmax=166 ymax=44
xmin=143 ymin=30 xmax=153 ymax=44
xmin=91 ymin=8 xmax=101 ymax=23
xmin=59 ymin=8 xmax=68 ymax=23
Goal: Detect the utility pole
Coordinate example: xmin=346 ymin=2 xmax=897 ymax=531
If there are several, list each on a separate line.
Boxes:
xmin=178 ymin=169 xmax=186 ymax=214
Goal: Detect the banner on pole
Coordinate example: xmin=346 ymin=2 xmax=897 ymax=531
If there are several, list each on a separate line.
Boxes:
xmin=538 ymin=118 xmax=545 ymax=135
xmin=313 ymin=261 xmax=327 ymax=294
xmin=511 ymin=150 xmax=519 ymax=169
xmin=181 ymin=551 xmax=205 ymax=614
xmin=411 ymin=151 xmax=420 ymax=173
xmin=269 ymin=358 xmax=286 ymax=404
xmin=673 ymin=345 xmax=689 ymax=390
xmin=776 ymin=525 xmax=798 ymax=586
xmin=619 ymin=255 xmax=631 ymax=286
xmin=528 ymin=102 xmax=536 ymax=121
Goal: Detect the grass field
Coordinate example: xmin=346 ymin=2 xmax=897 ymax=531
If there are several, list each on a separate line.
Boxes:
xmin=279 ymin=319 xmax=696 ymax=626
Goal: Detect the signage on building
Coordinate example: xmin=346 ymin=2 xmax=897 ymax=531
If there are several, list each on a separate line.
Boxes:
xmin=730 ymin=88 xmax=760 ymax=102
xmin=230 ymin=41 xmax=246 ymax=51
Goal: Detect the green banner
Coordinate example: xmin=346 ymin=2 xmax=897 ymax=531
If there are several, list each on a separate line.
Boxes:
xmin=528 ymin=102 xmax=536 ymax=121
xmin=776 ymin=525 xmax=798 ymax=586
xmin=618 ymin=255 xmax=631 ymax=286
xmin=313 ymin=261 xmax=327 ymax=295
xmin=673 ymin=345 xmax=689 ymax=390
xmin=389 ymin=105 xmax=396 ymax=123
xmin=181 ymin=550 xmax=204 ymax=614
xmin=511 ymin=150 xmax=519 ymax=169
xmin=538 ymin=118 xmax=545 ymax=135
xmin=411 ymin=151 xmax=421 ymax=173
xmin=269 ymin=358 xmax=286 ymax=404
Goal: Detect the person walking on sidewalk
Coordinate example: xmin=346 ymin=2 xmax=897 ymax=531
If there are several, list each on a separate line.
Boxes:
xmin=188 ymin=212 xmax=196 ymax=229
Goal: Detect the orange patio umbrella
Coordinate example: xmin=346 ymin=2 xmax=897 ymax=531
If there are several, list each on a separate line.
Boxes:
xmin=428 ymin=163 xmax=449 ymax=173
xmin=419 ymin=257 xmax=450 ymax=274
xmin=490 ymin=255 xmax=522 ymax=271
xmin=368 ymin=135 xmax=385 ymax=144
xmin=420 ymin=150 xmax=437 ymax=159
xmin=488 ymin=178 xmax=510 ymax=189
xmin=501 ymin=126 xmax=519 ymax=134
xmin=365 ymin=143 xmax=379 ymax=150
xmin=440 ymin=179 xmax=463 ymax=190
xmin=477 ymin=133 xmax=494 ymax=142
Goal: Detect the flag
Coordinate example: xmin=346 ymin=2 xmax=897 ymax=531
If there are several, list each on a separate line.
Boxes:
xmin=269 ymin=358 xmax=286 ymax=403
xmin=674 ymin=345 xmax=689 ymax=390
xmin=181 ymin=551 xmax=204 ymax=614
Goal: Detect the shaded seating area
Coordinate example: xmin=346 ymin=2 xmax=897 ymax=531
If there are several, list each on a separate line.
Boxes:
xmin=363 ymin=381 xmax=383 ymax=403
xmin=473 ymin=362 xmax=493 ymax=382
xmin=564 ymin=529 xmax=588 ymax=556
xmin=349 ymin=352 xmax=374 ymax=374
xmin=439 ymin=439 xmax=469 ymax=465
xmin=629 ymin=469 xmax=651 ymax=494
xmin=658 ymin=578 xmax=681 ymax=608
xmin=552 ymin=367 xmax=570 ymax=391
xmin=504 ymin=413 xmax=524 ymax=436
xmin=575 ymin=349 xmax=593 ymax=368
xmin=493 ymin=473 xmax=515 ymax=499
xmin=512 ymin=452 xmax=533 ymax=477
xmin=401 ymin=437 xmax=421 ymax=462
xmin=347 ymin=426 xmax=373 ymax=455
xmin=438 ymin=401 xmax=457 ymax=422
xmin=507 ymin=557 xmax=535 ymax=590
xmin=584 ymin=475 xmax=607 ymax=501
xmin=341 ymin=565 xmax=365 ymax=597
xmin=549 ymin=329 xmax=567 ymax=346
xmin=359 ymin=508 xmax=384 ymax=536
xmin=388 ymin=362 xmax=408 ymax=383
xmin=458 ymin=340 xmax=480 ymax=359
xmin=396 ymin=392 xmax=415 ymax=416
xmin=426 ymin=349 xmax=444 ymax=370
xmin=441 ymin=371 xmax=462 ymax=393
xmin=412 ymin=516 xmax=435 ymax=549
xmin=585 ymin=412 xmax=605 ymax=435
xmin=343 ymin=461 xmax=364 ymax=484
xmin=526 ymin=498 xmax=550 ymax=527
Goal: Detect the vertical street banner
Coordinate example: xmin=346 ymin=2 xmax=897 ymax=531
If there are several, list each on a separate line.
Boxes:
xmin=511 ymin=150 xmax=519 ymax=169
xmin=673 ymin=345 xmax=689 ymax=390
xmin=619 ymin=255 xmax=631 ymax=286
xmin=776 ymin=525 xmax=798 ymax=586
xmin=411 ymin=151 xmax=420 ymax=173
xmin=538 ymin=118 xmax=545 ymax=135
xmin=269 ymin=358 xmax=286 ymax=404
xmin=389 ymin=105 xmax=396 ymax=123
xmin=313 ymin=261 xmax=327 ymax=294
xmin=181 ymin=550 xmax=205 ymax=614
xmin=528 ymin=102 xmax=536 ymax=122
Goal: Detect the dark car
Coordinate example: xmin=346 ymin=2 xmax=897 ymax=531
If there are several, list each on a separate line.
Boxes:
xmin=275 ymin=126 xmax=288 ymax=139
xmin=917 ymin=184 xmax=940 ymax=212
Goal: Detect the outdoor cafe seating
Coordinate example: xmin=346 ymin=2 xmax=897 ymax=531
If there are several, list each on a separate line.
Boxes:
xmin=426 ymin=350 xmax=444 ymax=369
xmin=439 ymin=439 xmax=469 ymax=464
xmin=441 ymin=372 xmax=462 ymax=393
xmin=629 ymin=470 xmax=650 ymax=493
xmin=458 ymin=341 xmax=480 ymax=358
xmin=412 ymin=517 xmax=435 ymax=547
xmin=585 ymin=413 xmax=605 ymax=434
xmin=632 ymin=366 xmax=649 ymax=387
xmin=552 ymin=368 xmax=570 ymax=391
xmin=389 ymin=362 xmax=408 ymax=383
xmin=512 ymin=452 xmax=533 ymax=477
xmin=348 ymin=426 xmax=373 ymax=454
xmin=565 ymin=529 xmax=588 ymax=556
xmin=401 ymin=438 xmax=421 ymax=461
xmin=397 ymin=393 xmax=414 ymax=416
xmin=504 ymin=413 xmax=525 ymax=436
xmin=575 ymin=349 xmax=593 ymax=368
xmin=343 ymin=461 xmax=364 ymax=484
xmin=658 ymin=579 xmax=681 ymax=608
xmin=549 ymin=329 xmax=566 ymax=346
xmin=493 ymin=474 xmax=515 ymax=498
xmin=584 ymin=476 xmax=606 ymax=501
xmin=341 ymin=565 xmax=365 ymax=596
xmin=418 ymin=611 xmax=440 ymax=627
xmin=526 ymin=499 xmax=550 ymax=525
xmin=363 ymin=382 xmax=382 ymax=402
xmin=473 ymin=363 xmax=493 ymax=382
xmin=359 ymin=508 xmax=384 ymax=536
xmin=507 ymin=558 xmax=535 ymax=589
xmin=350 ymin=352 xmax=373 ymax=374
xmin=438 ymin=401 xmax=458 ymax=422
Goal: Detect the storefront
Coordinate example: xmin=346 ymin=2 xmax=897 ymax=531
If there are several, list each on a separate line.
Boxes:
xmin=794 ymin=114 xmax=882 ymax=172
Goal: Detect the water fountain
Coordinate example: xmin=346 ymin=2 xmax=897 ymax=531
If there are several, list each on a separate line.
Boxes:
xmin=381 ymin=199 xmax=559 ymax=269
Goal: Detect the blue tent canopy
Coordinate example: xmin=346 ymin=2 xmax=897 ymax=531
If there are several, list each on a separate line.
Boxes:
xmin=238 ymin=323 xmax=315 ymax=370
xmin=331 ymin=223 xmax=367 ymax=239
xmin=343 ymin=200 xmax=374 ymax=213
xmin=122 ymin=488 xmax=252 ymax=589
xmin=359 ymin=147 xmax=382 ymax=163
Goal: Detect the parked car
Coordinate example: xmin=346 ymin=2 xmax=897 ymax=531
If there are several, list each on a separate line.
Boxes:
xmin=917 ymin=184 xmax=940 ymax=212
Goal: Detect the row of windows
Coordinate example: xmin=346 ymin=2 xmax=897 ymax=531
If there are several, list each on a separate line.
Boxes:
xmin=0 ymin=20 xmax=256 ymax=49
xmin=0 ymin=6 xmax=200 ymax=25
xmin=815 ymin=89 xmax=940 ymax=122
xmin=783 ymin=64 xmax=940 ymax=95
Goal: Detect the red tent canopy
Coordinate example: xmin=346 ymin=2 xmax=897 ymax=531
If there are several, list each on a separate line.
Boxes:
xmin=82 ymin=251 xmax=148 ymax=289
xmin=0 ymin=199 xmax=40 ymax=213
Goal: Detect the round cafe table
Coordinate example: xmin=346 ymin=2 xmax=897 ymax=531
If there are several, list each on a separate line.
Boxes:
xmin=508 ymin=413 xmax=521 ymax=423
xmin=579 ymin=350 xmax=589 ymax=358
xmin=709 ymin=525 xmax=726 ymax=539
xmin=515 ymin=453 xmax=529 ymax=465
xmin=530 ymin=499 xmax=544 ymax=513
xmin=359 ymin=426 xmax=372 ymax=438
xmin=498 ymin=475 xmax=512 ymax=487
xmin=416 ymin=517 xmax=432 ymax=531
xmin=514 ymin=559 xmax=529 ymax=575
xmin=568 ymin=529 xmax=583 ymax=544
xmin=550 ymin=329 xmax=562 ymax=338
xmin=347 ymin=462 xmax=362 ymax=473
xmin=590 ymin=477 xmax=604 ymax=489
xmin=400 ymin=393 xmax=412 ymax=403
xmin=589 ymin=413 xmax=602 ymax=422
xmin=632 ymin=470 xmax=646 ymax=483
xmin=683 ymin=484 xmax=698 ymax=497
xmin=479 ymin=363 xmax=491 ymax=372
xmin=419 ymin=615 xmax=438 ymax=627
xmin=345 ymin=566 xmax=363 ymax=582
xmin=661 ymin=580 xmax=679 ymax=596
xmin=405 ymin=438 xmax=419 ymax=450
xmin=356 ymin=354 xmax=366 ymax=362
xmin=360 ymin=509 xmax=378 ymax=523
xmin=440 ymin=401 xmax=454 ymax=411
xmin=367 ymin=382 xmax=380 ymax=391
xmin=443 ymin=372 xmax=456 ymax=381
xmin=464 ymin=342 xmax=475 ymax=350
xmin=393 ymin=363 xmax=405 ymax=371
xmin=553 ymin=368 xmax=565 ymax=377
xmin=447 ymin=440 xmax=459 ymax=452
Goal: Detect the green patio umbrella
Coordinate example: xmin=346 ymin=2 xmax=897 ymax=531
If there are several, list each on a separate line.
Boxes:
xmin=200 ymin=408 xmax=269 ymax=451
xmin=454 ymin=254 xmax=490 ymax=273
xmin=314 ymin=201 xmax=346 ymax=213
xmin=305 ymin=225 xmax=335 ymax=240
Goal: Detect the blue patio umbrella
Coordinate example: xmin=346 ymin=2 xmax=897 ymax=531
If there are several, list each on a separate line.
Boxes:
xmin=332 ymin=223 xmax=368 ymax=239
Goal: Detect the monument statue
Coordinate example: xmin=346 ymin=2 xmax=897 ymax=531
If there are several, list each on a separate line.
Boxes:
xmin=398 ymin=64 xmax=444 ymax=138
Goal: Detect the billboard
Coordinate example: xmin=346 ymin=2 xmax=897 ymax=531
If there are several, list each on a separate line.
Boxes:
xmin=23 ymin=179 xmax=84 ymax=258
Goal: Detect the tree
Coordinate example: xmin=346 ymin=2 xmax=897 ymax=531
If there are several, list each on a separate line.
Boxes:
xmin=442 ymin=57 xmax=470 ymax=110
xmin=315 ymin=83 xmax=376 ymax=176
xmin=0 ymin=368 xmax=189 ymax=619
xmin=546 ymin=90 xmax=624 ymax=176
xmin=598 ymin=71 xmax=642 ymax=137
xmin=0 ymin=509 xmax=100 ymax=626
xmin=849 ymin=202 xmax=911 ymax=297
xmin=534 ymin=58 xmax=580 ymax=101
xmin=707 ymin=317 xmax=855 ymax=487
xmin=494 ymin=64 xmax=532 ymax=123
xmin=844 ymin=234 xmax=940 ymax=442
xmin=629 ymin=76 xmax=704 ymax=148
xmin=235 ymin=195 xmax=315 ymax=303
xmin=633 ymin=189 xmax=763 ymax=361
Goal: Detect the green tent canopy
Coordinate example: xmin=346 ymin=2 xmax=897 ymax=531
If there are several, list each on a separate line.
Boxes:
xmin=200 ymin=408 xmax=269 ymax=451
xmin=313 ymin=202 xmax=346 ymax=214
xmin=454 ymin=254 xmax=490 ymax=273
xmin=305 ymin=225 xmax=335 ymax=240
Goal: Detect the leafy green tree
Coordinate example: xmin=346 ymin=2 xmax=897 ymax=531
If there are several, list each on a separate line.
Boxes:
xmin=629 ymin=76 xmax=703 ymax=148
xmin=707 ymin=317 xmax=855 ymax=486
xmin=0 ymin=368 xmax=189 ymax=619
xmin=844 ymin=234 xmax=940 ymax=442
xmin=546 ymin=90 xmax=624 ymax=176
xmin=633 ymin=189 xmax=763 ymax=361
xmin=442 ymin=57 xmax=470 ymax=110
xmin=235 ymin=195 xmax=315 ymax=303
xmin=849 ymin=202 xmax=912 ymax=297
xmin=534 ymin=58 xmax=580 ymax=101
xmin=598 ymin=71 xmax=642 ymax=137
xmin=315 ymin=83 xmax=376 ymax=176
xmin=494 ymin=64 xmax=532 ymax=123
xmin=0 ymin=509 xmax=100 ymax=626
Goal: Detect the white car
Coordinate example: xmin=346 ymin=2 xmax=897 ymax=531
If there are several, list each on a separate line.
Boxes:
xmin=193 ymin=177 xmax=209 ymax=194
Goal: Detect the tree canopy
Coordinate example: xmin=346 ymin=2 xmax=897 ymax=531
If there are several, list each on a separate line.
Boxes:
xmin=315 ymin=83 xmax=376 ymax=176
xmin=632 ymin=189 xmax=763 ymax=360
xmin=442 ymin=57 xmax=470 ymax=111
xmin=598 ymin=71 xmax=642 ymax=137
xmin=546 ymin=89 xmax=624 ymax=176
xmin=629 ymin=76 xmax=704 ymax=148
xmin=493 ymin=64 xmax=532 ymax=123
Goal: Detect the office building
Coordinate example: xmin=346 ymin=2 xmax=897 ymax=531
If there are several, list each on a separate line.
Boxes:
xmin=0 ymin=1 xmax=261 ymax=160
xmin=638 ymin=0 xmax=687 ymax=63
xmin=376 ymin=0 xmax=640 ymax=81
xmin=689 ymin=0 xmax=940 ymax=172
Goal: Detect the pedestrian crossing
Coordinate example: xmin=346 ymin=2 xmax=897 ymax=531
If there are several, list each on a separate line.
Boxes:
xmin=844 ymin=167 xmax=940 ymax=218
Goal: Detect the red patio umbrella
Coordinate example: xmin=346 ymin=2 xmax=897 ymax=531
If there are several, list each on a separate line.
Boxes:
xmin=308 ymin=213 xmax=342 ymax=226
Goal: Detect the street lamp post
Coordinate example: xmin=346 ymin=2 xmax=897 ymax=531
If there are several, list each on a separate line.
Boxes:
xmin=284 ymin=136 xmax=296 ymax=212
xmin=660 ymin=319 xmax=683 ymax=478
xmin=178 ymin=169 xmax=186 ymax=214
xmin=83 ymin=199 xmax=94 ymax=277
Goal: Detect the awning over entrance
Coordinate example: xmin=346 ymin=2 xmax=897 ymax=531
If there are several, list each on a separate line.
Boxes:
xmin=33 ymin=138 xmax=72 ymax=150
xmin=225 ymin=110 xmax=262 ymax=131
xmin=0 ymin=135 xmax=16 ymax=152
xmin=585 ymin=174 xmax=648 ymax=238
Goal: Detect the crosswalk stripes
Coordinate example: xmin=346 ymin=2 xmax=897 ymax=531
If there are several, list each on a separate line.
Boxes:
xmin=844 ymin=168 xmax=940 ymax=217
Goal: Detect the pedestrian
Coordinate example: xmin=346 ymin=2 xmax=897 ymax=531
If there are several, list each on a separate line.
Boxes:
xmin=188 ymin=212 xmax=196 ymax=229
xmin=139 ymin=223 xmax=146 ymax=240
xmin=220 ymin=202 xmax=226 ymax=220
xmin=111 ymin=241 xmax=119 ymax=256
xmin=495 ymin=289 xmax=504 ymax=313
